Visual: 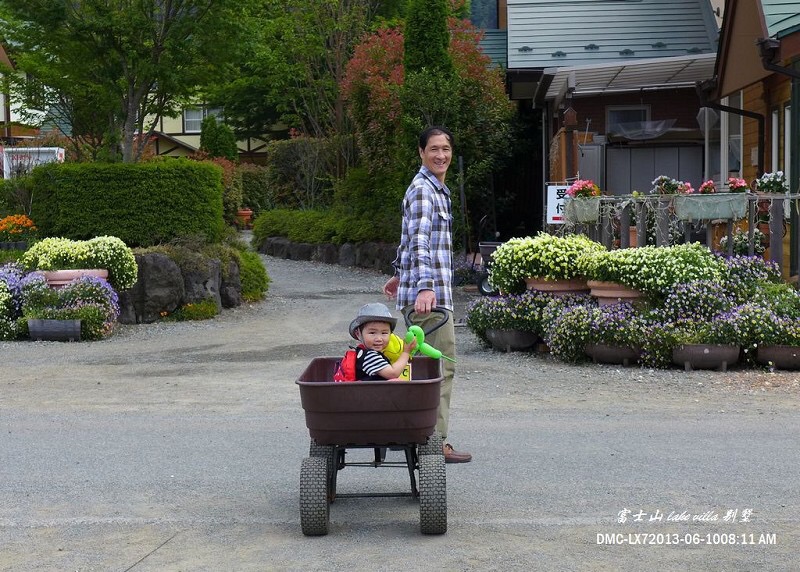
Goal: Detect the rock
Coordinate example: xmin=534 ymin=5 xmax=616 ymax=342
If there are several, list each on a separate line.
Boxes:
xmin=118 ymin=253 xmax=184 ymax=324
xmin=182 ymin=258 xmax=222 ymax=311
xmin=220 ymin=259 xmax=242 ymax=308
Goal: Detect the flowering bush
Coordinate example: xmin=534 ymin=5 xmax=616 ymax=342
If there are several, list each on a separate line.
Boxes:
xmin=719 ymin=227 xmax=766 ymax=255
xmin=755 ymin=171 xmax=788 ymax=193
xmin=20 ymin=236 xmax=138 ymax=290
xmin=651 ymin=176 xmax=694 ymax=195
xmin=0 ymin=214 xmax=37 ymax=243
xmin=659 ymin=280 xmax=735 ymax=325
xmin=546 ymin=304 xmax=593 ymax=363
xmin=489 ymin=233 xmax=604 ymax=293
xmin=586 ymin=303 xmax=646 ymax=348
xmin=698 ymin=180 xmax=717 ymax=194
xmin=620 ymin=244 xmax=728 ymax=297
xmin=726 ymin=177 xmax=749 ymax=193
xmin=566 ymin=179 xmax=601 ymax=198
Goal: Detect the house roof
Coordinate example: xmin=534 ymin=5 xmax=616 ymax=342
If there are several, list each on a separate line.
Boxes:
xmin=507 ymin=0 xmax=719 ymax=70
xmin=711 ymin=0 xmax=800 ymax=100
xmin=543 ymin=53 xmax=717 ymax=106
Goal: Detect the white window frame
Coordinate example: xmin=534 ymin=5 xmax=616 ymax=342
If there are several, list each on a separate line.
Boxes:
xmin=720 ymin=92 xmax=743 ymax=177
xmin=183 ymin=106 xmax=223 ymax=134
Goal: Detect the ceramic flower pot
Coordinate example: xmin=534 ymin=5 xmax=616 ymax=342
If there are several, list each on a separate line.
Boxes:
xmin=755 ymin=345 xmax=800 ymax=370
xmin=672 ymin=344 xmax=740 ymax=372
xmin=485 ymin=329 xmax=538 ymax=352
xmin=587 ymin=280 xmax=643 ymax=306
xmin=27 ymin=319 xmax=82 ymax=342
xmin=585 ymin=343 xmax=640 ymax=366
xmin=40 ymin=269 xmax=109 ymax=289
xmin=524 ymin=277 xmax=589 ymax=296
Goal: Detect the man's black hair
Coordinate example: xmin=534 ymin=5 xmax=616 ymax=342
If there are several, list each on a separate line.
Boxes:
xmin=418 ymin=125 xmax=454 ymax=150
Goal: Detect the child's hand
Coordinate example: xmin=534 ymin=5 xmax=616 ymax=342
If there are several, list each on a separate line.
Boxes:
xmin=405 ymin=337 xmax=418 ymax=353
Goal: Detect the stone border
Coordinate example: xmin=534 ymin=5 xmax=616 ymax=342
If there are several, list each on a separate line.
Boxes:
xmin=258 ymin=236 xmax=397 ymax=275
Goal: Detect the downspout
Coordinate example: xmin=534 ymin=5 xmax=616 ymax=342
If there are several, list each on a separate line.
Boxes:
xmin=695 ymin=80 xmax=765 ymax=177
xmin=757 ymin=38 xmax=800 ymax=276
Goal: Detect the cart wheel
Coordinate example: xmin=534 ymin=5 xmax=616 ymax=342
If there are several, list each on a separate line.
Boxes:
xmin=300 ymin=456 xmax=330 ymax=536
xmin=418 ymin=454 xmax=447 ymax=534
xmin=478 ymin=273 xmax=498 ymax=296
xmin=417 ymin=432 xmax=443 ymax=457
xmin=309 ymin=439 xmax=335 ymax=476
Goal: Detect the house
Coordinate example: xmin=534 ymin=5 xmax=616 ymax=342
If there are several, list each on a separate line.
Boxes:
xmin=0 ymin=43 xmax=44 ymax=143
xmin=699 ymin=0 xmax=800 ymax=277
xmin=148 ymin=105 xmax=270 ymax=163
xmin=475 ymin=0 xmax=720 ymax=232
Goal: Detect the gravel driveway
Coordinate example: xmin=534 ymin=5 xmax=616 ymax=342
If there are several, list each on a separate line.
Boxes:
xmin=2 ymin=252 xmax=798 ymax=571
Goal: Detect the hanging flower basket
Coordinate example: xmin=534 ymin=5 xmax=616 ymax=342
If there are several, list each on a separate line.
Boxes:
xmin=564 ymin=197 xmax=601 ymax=223
xmin=672 ymin=193 xmax=748 ymax=221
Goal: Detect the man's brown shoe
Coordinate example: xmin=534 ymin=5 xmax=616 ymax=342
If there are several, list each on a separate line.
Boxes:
xmin=443 ymin=443 xmax=472 ymax=463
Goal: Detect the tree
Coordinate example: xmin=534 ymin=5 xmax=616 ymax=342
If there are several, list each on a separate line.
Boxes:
xmin=0 ymin=0 xmax=254 ymax=162
xmin=200 ymin=115 xmax=238 ymax=161
xmin=404 ymin=0 xmax=453 ymax=76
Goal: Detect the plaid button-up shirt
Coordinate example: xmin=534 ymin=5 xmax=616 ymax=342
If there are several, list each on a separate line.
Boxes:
xmin=392 ymin=165 xmax=453 ymax=311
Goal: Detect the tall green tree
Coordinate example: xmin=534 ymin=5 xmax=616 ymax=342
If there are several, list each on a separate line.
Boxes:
xmin=0 ymin=0 xmax=253 ymax=162
xmin=404 ymin=0 xmax=453 ymax=75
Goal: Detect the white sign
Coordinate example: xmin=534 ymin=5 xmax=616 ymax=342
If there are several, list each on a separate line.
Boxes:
xmin=547 ymin=184 xmax=569 ymax=224
xmin=1 ymin=146 xmax=65 ymax=179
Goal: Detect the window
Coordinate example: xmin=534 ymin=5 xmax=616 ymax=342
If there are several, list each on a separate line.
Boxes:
xmin=720 ymin=92 xmax=742 ymax=177
xmin=606 ymin=105 xmax=650 ymax=134
xmin=470 ymin=0 xmax=498 ymax=28
xmin=183 ymin=106 xmax=223 ymax=133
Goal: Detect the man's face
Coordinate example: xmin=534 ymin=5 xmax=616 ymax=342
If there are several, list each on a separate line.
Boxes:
xmin=419 ymin=133 xmax=452 ymax=182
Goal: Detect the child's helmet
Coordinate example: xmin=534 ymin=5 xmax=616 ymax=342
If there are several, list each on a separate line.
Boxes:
xmin=349 ymin=303 xmax=397 ymax=339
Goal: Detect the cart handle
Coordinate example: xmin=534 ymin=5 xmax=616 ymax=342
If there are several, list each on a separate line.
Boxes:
xmin=402 ymin=307 xmax=449 ymax=336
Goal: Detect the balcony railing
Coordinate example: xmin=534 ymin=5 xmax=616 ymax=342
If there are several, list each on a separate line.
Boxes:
xmin=560 ymin=194 xmax=800 ymax=277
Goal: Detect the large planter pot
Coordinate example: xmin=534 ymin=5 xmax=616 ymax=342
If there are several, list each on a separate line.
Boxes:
xmin=672 ymin=344 xmax=740 ymax=372
xmin=236 ymin=208 xmax=254 ymax=229
xmin=524 ymin=277 xmax=590 ymax=296
xmin=0 ymin=241 xmax=28 ymax=250
xmin=755 ymin=345 xmax=800 ymax=370
xmin=587 ymin=280 xmax=643 ymax=306
xmin=485 ymin=329 xmax=538 ymax=352
xmin=585 ymin=343 xmax=640 ymax=366
xmin=673 ymin=193 xmax=748 ymax=221
xmin=40 ymin=269 xmax=109 ymax=288
xmin=28 ymin=319 xmax=81 ymax=342
xmin=564 ymin=197 xmax=601 ymax=223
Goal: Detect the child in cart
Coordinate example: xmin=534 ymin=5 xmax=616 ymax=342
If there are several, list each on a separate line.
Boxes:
xmin=334 ymin=303 xmax=417 ymax=382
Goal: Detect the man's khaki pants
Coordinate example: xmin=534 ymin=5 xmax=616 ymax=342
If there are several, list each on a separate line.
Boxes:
xmin=403 ymin=305 xmax=456 ymax=440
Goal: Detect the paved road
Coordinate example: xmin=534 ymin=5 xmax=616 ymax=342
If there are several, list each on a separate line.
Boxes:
xmin=1 ymin=256 xmax=798 ymax=571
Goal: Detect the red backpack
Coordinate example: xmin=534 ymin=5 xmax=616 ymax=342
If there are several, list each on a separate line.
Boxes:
xmin=333 ymin=347 xmax=360 ymax=382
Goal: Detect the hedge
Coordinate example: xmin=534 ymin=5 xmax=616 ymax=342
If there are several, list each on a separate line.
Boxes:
xmin=28 ymin=159 xmax=224 ymax=247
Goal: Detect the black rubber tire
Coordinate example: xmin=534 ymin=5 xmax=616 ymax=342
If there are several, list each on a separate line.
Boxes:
xmin=418 ymin=454 xmax=447 ymax=534
xmin=309 ymin=439 xmax=335 ymax=477
xmin=417 ymin=432 xmax=444 ymax=457
xmin=300 ymin=456 xmax=330 ymax=536
xmin=478 ymin=273 xmax=498 ymax=296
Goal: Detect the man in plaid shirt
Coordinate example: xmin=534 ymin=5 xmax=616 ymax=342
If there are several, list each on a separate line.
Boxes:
xmin=384 ymin=126 xmax=472 ymax=464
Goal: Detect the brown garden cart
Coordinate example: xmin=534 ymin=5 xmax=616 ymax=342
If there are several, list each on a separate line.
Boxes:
xmin=296 ymin=312 xmax=449 ymax=536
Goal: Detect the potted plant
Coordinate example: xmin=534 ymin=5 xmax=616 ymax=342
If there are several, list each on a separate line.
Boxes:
xmin=755 ymin=171 xmax=788 ymax=194
xmin=563 ymin=179 xmax=602 ymax=223
xmin=583 ymin=303 xmax=645 ymax=366
xmin=465 ymin=290 xmax=549 ymax=351
xmin=670 ymin=312 xmax=742 ymax=372
xmin=20 ymin=236 xmax=138 ymax=291
xmin=718 ymin=227 xmax=766 ymax=255
xmin=0 ymin=214 xmax=37 ymax=250
xmin=673 ymin=178 xmax=748 ymax=221
xmin=651 ymin=176 xmax=694 ymax=195
xmin=576 ymin=248 xmax=645 ymax=304
xmin=21 ymin=273 xmax=120 ymax=341
xmin=726 ymin=177 xmax=750 ymax=193
xmin=754 ymin=315 xmax=800 ymax=370
xmin=489 ymin=233 xmax=603 ymax=295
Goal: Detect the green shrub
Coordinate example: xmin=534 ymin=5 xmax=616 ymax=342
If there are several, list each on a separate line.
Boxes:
xmin=163 ymin=298 xmax=219 ymax=321
xmin=237 ymin=249 xmax=270 ymax=301
xmin=28 ymin=160 xmax=224 ymax=246
xmin=239 ymin=163 xmax=272 ymax=214
xmin=265 ymin=138 xmax=336 ymax=210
